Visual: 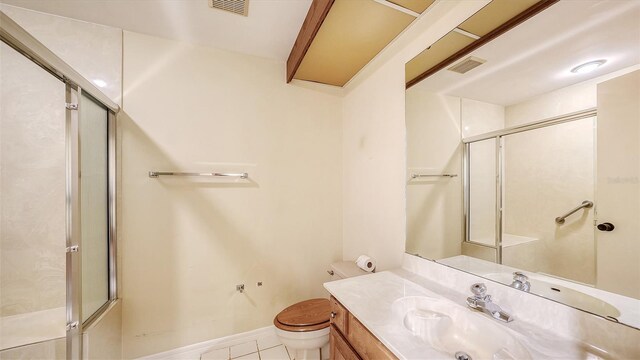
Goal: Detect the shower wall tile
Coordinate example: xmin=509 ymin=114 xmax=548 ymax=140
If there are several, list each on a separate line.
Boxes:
xmin=504 ymin=78 xmax=599 ymax=285
xmin=502 ymin=118 xmax=596 ymax=285
xmin=0 ymin=4 xmax=123 ymax=106
xmin=0 ymin=42 xmax=66 ymax=317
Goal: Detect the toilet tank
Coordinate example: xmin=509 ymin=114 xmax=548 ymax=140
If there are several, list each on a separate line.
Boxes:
xmin=328 ymin=261 xmax=369 ymax=280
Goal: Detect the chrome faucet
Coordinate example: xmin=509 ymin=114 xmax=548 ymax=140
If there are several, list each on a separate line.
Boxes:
xmin=510 ymin=271 xmax=531 ymax=292
xmin=466 ymin=283 xmax=513 ymax=322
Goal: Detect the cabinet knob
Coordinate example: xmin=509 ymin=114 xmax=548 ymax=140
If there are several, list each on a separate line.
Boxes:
xmin=597 ymin=222 xmax=615 ymax=232
xmin=330 ymin=311 xmax=337 ymax=319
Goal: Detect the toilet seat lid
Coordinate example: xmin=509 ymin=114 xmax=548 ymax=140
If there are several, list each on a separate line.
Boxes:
xmin=275 ymin=298 xmax=330 ymax=327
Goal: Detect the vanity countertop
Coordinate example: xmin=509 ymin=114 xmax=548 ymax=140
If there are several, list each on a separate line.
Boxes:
xmin=324 ymin=270 xmax=619 ymax=360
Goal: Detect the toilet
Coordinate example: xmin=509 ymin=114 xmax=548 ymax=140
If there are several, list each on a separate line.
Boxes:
xmin=273 ymin=261 xmax=369 ymax=360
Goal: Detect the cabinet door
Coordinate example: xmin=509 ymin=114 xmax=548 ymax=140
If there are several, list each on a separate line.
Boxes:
xmin=330 ymin=325 xmax=361 ymax=360
xmin=330 ymin=296 xmax=348 ymax=334
xmin=346 ymin=313 xmax=397 ymax=360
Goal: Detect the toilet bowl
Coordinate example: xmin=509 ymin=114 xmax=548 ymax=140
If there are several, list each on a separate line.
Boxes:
xmin=273 ymin=261 xmax=370 ymax=360
xmin=274 ymin=298 xmax=331 ymax=360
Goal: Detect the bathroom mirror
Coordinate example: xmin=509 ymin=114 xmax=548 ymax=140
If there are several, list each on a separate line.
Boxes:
xmin=405 ymin=0 xmax=640 ymax=329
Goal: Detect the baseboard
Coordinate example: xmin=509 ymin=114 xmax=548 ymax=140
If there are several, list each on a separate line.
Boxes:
xmin=136 ymin=326 xmax=276 ymax=360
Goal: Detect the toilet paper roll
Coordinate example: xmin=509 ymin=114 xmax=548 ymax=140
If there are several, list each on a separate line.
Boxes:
xmin=356 ymin=255 xmax=376 ymax=272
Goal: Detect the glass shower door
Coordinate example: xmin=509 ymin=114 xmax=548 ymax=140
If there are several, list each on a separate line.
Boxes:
xmin=464 ymin=138 xmax=499 ymax=262
xmin=79 ymin=93 xmax=110 ymax=323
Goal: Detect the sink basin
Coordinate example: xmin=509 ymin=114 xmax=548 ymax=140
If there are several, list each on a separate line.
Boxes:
xmin=483 ymin=272 xmax=621 ymax=320
xmin=392 ymin=296 xmax=531 ymax=360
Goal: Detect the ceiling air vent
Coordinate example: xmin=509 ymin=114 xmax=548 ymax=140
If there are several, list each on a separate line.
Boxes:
xmin=208 ymin=0 xmax=249 ymax=16
xmin=448 ymin=56 xmax=486 ymax=74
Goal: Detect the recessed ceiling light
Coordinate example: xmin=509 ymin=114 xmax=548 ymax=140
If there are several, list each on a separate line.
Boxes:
xmin=93 ymin=79 xmax=107 ymax=88
xmin=571 ymin=60 xmax=606 ymax=74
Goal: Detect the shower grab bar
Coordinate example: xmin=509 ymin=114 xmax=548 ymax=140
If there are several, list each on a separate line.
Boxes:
xmin=411 ymin=174 xmax=458 ymax=179
xmin=555 ymin=200 xmax=593 ymax=224
xmin=149 ymin=171 xmax=248 ymax=179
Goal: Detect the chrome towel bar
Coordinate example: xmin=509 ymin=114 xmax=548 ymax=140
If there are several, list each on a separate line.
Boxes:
xmin=555 ymin=200 xmax=593 ymax=224
xmin=411 ymin=174 xmax=458 ymax=179
xmin=149 ymin=171 xmax=248 ymax=179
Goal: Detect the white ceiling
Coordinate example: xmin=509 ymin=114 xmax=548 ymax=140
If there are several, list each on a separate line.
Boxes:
xmin=0 ymin=0 xmax=312 ymax=61
xmin=414 ymin=0 xmax=640 ymax=106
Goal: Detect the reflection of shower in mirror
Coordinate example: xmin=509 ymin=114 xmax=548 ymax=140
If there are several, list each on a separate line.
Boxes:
xmin=405 ymin=0 xmax=639 ymax=330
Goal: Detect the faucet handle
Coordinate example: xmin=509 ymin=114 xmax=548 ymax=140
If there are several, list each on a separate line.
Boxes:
xmin=470 ymin=283 xmax=487 ymax=297
xmin=513 ymin=271 xmax=528 ymax=282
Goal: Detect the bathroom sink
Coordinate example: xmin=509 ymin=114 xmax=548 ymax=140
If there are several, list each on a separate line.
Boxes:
xmin=483 ymin=272 xmax=621 ymax=320
xmin=392 ymin=296 xmax=531 ymax=360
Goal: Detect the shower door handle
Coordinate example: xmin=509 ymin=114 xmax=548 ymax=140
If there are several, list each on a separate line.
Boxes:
xmin=597 ymin=222 xmax=615 ymax=232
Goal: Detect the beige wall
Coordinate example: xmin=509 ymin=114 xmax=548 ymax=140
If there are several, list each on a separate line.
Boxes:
xmin=404 ymin=91 xmax=504 ymax=260
xmin=505 ymin=65 xmax=640 ymax=127
xmin=405 ymin=89 xmax=462 ymax=260
xmin=121 ymin=31 xmax=343 ymax=358
xmin=341 ymin=0 xmax=490 ymax=270
xmin=461 ymin=98 xmax=505 ymax=138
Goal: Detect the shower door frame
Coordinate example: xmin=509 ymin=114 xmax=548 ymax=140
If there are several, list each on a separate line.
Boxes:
xmin=66 ymin=85 xmax=119 ymax=358
xmin=462 ymin=107 xmax=597 ymax=263
xmin=1 ymin=11 xmax=119 ymax=359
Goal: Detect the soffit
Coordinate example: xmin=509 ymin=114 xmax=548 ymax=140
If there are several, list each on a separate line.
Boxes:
xmin=287 ymin=0 xmax=436 ymax=87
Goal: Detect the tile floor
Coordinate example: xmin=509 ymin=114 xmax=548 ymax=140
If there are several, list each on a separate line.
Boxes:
xmin=200 ymin=333 xmax=293 ymax=360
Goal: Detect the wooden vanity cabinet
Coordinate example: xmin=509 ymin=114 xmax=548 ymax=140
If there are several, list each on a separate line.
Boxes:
xmin=330 ymin=326 xmax=360 ymax=360
xmin=329 ymin=296 xmax=397 ymax=360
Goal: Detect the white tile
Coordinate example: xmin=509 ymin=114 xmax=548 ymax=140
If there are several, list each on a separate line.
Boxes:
xmin=284 ymin=347 xmax=294 ymax=360
xmin=201 ymin=348 xmax=229 ymax=360
xmin=260 ymin=345 xmax=290 ymax=360
xmin=230 ymin=341 xmax=258 ymax=359
xmin=233 ymin=352 xmax=260 ymax=360
xmin=257 ymin=333 xmax=281 ymax=350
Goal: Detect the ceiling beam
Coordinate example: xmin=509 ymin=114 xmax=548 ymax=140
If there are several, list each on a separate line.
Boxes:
xmin=406 ymin=0 xmax=560 ymax=89
xmin=286 ymin=0 xmax=335 ymax=83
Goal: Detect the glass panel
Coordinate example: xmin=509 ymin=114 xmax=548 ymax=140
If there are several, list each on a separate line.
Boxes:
xmin=0 ymin=42 xmax=66 ymax=356
xmin=501 ymin=118 xmax=595 ymax=284
xmin=79 ymin=93 xmax=109 ymax=322
xmin=467 ymin=139 xmax=497 ymax=249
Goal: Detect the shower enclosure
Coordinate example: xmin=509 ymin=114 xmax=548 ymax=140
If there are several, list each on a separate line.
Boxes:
xmin=463 ymin=109 xmax=596 ymax=285
xmin=0 ymin=12 xmax=117 ymax=359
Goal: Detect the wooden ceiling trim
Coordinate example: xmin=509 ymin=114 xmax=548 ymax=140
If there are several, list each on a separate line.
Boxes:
xmin=286 ymin=0 xmax=335 ymax=83
xmin=405 ymin=0 xmax=560 ymax=89
xmin=457 ymin=0 xmax=540 ymax=38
